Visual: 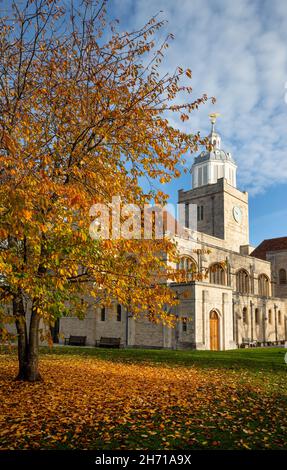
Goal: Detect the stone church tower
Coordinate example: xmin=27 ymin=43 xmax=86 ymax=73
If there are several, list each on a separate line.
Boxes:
xmin=178 ymin=115 xmax=249 ymax=253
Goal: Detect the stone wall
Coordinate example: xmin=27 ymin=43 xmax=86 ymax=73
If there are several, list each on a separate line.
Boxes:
xmin=60 ymin=302 xmax=127 ymax=346
xmin=234 ymin=295 xmax=286 ymax=344
xmin=266 ymin=250 xmax=287 ymax=298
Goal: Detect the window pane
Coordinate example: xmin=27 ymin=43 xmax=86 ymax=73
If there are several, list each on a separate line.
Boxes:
xmin=101 ymin=307 xmax=106 ymax=321
xmin=210 ymin=264 xmax=225 ymax=285
xmin=198 ymin=167 xmax=203 ymax=186
xmin=203 ymin=166 xmax=208 ymax=185
xmin=182 ymin=317 xmax=187 ymax=332
xmin=185 ymin=203 xmax=189 ymax=228
xmin=117 ymin=304 xmax=121 ymax=321
xmin=279 ymin=269 xmax=287 ymax=284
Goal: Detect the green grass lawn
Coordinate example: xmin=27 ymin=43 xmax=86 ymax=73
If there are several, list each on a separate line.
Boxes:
xmin=41 ymin=344 xmax=287 ymax=370
xmin=0 ymin=346 xmax=286 ymax=450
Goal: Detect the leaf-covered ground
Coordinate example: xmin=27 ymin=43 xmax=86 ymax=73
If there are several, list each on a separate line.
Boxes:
xmin=0 ymin=348 xmax=286 ymax=450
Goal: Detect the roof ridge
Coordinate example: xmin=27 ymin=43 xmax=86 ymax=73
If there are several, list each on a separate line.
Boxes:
xmin=251 ymin=236 xmax=287 ymax=260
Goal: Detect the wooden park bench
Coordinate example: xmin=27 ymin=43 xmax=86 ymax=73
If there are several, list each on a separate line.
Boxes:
xmin=271 ymin=340 xmax=285 ymax=346
xmin=240 ymin=338 xmax=257 ymax=348
xmin=96 ymin=337 xmax=121 ymax=348
xmin=256 ymin=340 xmax=285 ymax=347
xmin=64 ymin=335 xmax=87 ymax=346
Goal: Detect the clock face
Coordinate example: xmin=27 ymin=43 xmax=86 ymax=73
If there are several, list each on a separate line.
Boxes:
xmin=233 ymin=206 xmax=242 ymax=223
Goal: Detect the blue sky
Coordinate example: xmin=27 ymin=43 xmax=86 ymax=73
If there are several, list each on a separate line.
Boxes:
xmin=3 ymin=0 xmax=285 ymax=247
xmin=109 ymin=0 xmax=287 ymax=247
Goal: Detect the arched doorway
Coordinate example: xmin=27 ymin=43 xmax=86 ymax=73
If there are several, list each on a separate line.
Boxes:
xmin=210 ymin=310 xmax=220 ymax=351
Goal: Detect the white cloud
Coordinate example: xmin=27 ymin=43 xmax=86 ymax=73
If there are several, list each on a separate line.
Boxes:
xmin=111 ymin=0 xmax=287 ymax=195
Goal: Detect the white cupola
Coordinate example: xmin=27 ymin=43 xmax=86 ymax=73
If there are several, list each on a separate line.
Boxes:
xmin=191 ymin=113 xmax=237 ymax=189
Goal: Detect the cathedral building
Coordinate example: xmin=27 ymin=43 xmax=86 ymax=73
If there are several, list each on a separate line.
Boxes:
xmin=59 ymin=118 xmax=287 ymax=350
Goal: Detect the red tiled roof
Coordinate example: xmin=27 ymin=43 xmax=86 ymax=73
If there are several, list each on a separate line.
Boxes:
xmin=251 ymin=237 xmax=287 ymax=260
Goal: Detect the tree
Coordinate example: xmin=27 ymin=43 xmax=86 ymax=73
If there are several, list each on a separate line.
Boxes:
xmin=0 ymin=0 xmax=210 ymax=381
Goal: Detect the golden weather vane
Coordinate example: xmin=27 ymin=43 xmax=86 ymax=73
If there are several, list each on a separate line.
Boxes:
xmin=209 ymin=112 xmax=221 ymax=129
xmin=209 ymin=113 xmax=220 ymax=124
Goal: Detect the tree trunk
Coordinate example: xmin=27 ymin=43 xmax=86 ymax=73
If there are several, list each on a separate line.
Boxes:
xmin=13 ymin=297 xmax=42 ymax=382
xmin=9 ymin=236 xmax=42 ymax=382
xmin=26 ymin=306 xmax=42 ymax=382
xmin=15 ymin=322 xmax=29 ymax=380
xmin=13 ymin=295 xmax=29 ymax=380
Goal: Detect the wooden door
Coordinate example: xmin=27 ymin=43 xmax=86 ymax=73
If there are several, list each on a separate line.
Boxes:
xmin=210 ymin=311 xmax=219 ymax=351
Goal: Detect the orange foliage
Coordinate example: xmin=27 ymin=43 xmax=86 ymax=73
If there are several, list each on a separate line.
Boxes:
xmin=0 ymin=353 xmax=285 ymax=450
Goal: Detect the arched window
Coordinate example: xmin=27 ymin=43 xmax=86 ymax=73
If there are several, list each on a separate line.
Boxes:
xmin=236 ymin=269 xmax=250 ymax=294
xmin=279 ymin=269 xmax=287 ymax=285
xmin=178 ymin=256 xmax=197 ymax=282
xmin=255 ymin=308 xmax=259 ymax=325
xmin=278 ymin=310 xmax=282 ymax=325
xmin=116 ymin=304 xmax=122 ymax=322
xmin=182 ymin=317 xmax=188 ymax=332
xmin=258 ymin=274 xmax=270 ymax=297
xmin=242 ymin=307 xmax=248 ymax=324
xmin=209 ymin=263 xmax=226 ymax=286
